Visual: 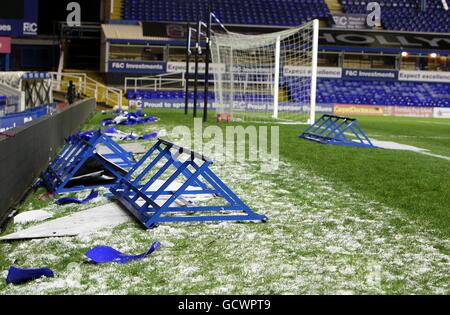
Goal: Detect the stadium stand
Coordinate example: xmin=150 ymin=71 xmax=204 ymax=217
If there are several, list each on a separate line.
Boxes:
xmin=341 ymin=0 xmax=450 ymax=33
xmin=317 ymin=79 xmax=450 ymax=107
xmin=127 ymin=90 xmax=215 ymax=102
xmin=121 ymin=0 xmax=331 ymax=26
xmin=126 ymin=80 xmax=450 ymax=108
xmin=112 ymin=1 xmax=450 ymax=111
xmin=118 ymin=0 xmax=450 ymax=32
xmin=0 ymin=83 xmax=21 ymax=114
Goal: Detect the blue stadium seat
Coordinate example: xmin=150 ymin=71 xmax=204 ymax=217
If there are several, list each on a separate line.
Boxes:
xmin=341 ymin=0 xmax=450 ymax=32
xmin=316 ymin=79 xmax=450 ymax=107
xmin=121 ymin=0 xmax=331 ymax=26
xmin=127 ymin=80 xmax=450 ymax=108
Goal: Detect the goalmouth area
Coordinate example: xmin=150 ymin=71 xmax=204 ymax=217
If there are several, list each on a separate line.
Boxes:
xmin=1 ymin=109 xmax=449 ymax=295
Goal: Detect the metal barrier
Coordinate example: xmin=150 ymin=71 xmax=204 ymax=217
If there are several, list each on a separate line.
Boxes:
xmin=124 ymin=72 xmax=186 ymax=93
xmin=51 ymin=72 xmax=123 ymax=109
xmin=123 ymin=71 xmax=271 ymax=94
xmin=0 ymin=98 xmax=96 ymax=230
xmin=299 ymin=115 xmax=376 ymax=148
xmin=42 ymin=130 xmax=136 ymax=194
xmin=111 ymin=139 xmax=268 ymax=229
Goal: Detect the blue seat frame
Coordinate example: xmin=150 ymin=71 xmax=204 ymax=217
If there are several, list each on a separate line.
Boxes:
xmin=110 ymin=139 xmax=268 ymax=229
xmin=42 ymin=130 xmax=136 ymax=194
xmin=299 ymin=115 xmax=376 ymax=149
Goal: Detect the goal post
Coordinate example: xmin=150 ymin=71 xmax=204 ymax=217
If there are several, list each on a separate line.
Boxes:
xmin=211 ymin=19 xmax=319 ymax=124
xmin=273 ymin=35 xmax=281 ymax=120
xmin=310 ymin=19 xmax=319 ymax=125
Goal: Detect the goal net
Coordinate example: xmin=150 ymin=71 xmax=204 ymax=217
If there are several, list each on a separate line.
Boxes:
xmin=211 ymin=19 xmax=319 ymax=124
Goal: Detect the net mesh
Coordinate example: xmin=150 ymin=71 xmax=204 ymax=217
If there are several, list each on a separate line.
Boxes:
xmin=211 ymin=20 xmax=318 ymax=123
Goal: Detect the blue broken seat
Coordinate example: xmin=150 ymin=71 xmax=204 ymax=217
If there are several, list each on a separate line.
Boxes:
xmin=299 ymin=115 xmax=376 ymax=149
xmin=85 ymin=242 xmax=161 ymax=264
xmin=42 ymin=130 xmax=137 ymax=194
xmin=6 ymin=267 xmax=54 ymax=285
xmin=110 ymin=139 xmax=268 ymax=229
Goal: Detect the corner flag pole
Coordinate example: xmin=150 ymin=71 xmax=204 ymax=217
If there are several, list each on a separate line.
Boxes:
xmin=193 ymin=18 xmax=201 ymax=118
xmin=203 ymin=6 xmax=212 ymax=122
xmin=185 ymin=22 xmax=191 ymax=115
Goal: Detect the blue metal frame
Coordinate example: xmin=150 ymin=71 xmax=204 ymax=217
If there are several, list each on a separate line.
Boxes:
xmin=299 ymin=115 xmax=376 ymax=149
xmin=42 ymin=130 xmax=136 ymax=194
xmin=110 ymin=139 xmax=268 ymax=229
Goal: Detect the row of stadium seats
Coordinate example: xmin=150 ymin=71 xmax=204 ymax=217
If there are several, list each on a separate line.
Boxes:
xmin=341 ymin=0 xmax=450 ymax=33
xmin=120 ymin=0 xmax=450 ymax=32
xmin=127 ymin=90 xmax=215 ymax=100
xmin=122 ymin=0 xmax=331 ymax=26
xmin=127 ymin=90 xmax=274 ymax=102
xmin=316 ymin=80 xmax=450 ymax=107
xmin=128 ymin=80 xmax=450 ymax=108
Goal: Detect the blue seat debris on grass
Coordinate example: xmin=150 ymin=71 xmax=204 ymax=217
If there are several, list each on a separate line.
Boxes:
xmin=104 ymin=127 xmax=158 ymax=141
xmin=299 ymin=114 xmax=376 ymax=149
xmin=6 ymin=267 xmax=54 ymax=285
xmin=55 ymin=190 xmax=99 ymax=205
xmin=85 ymin=242 xmax=161 ymax=264
xmin=102 ymin=111 xmax=159 ymax=127
xmin=110 ymin=139 xmax=268 ymax=229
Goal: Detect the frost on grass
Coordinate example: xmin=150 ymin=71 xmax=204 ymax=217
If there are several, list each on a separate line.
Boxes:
xmin=0 ymin=133 xmax=449 ymax=295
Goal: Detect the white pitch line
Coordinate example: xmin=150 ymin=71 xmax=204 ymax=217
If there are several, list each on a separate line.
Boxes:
xmin=420 ymin=152 xmax=450 ymax=161
xmin=416 ymin=120 xmax=450 ymax=126
xmin=372 ymin=139 xmax=450 ymax=162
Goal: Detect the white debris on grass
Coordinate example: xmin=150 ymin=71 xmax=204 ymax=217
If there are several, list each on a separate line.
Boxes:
xmin=0 ymin=132 xmax=449 ymax=295
xmin=0 ymin=203 xmax=132 ymax=241
xmin=11 ymin=203 xmax=60 ymax=233
xmin=97 ymin=142 xmax=147 ymax=155
xmin=1 ymin=179 xmax=215 ymax=241
xmin=14 ymin=211 xmax=54 ymax=225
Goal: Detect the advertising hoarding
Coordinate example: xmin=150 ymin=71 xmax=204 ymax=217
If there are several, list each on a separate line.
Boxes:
xmin=0 ymin=37 xmax=12 ymax=54
xmin=334 ymin=104 xmax=385 ymax=116
xmin=108 ymin=61 xmax=167 ymax=74
xmin=0 ymin=0 xmax=38 ymax=37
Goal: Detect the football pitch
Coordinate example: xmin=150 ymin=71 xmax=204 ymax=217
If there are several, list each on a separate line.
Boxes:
xmin=1 ymin=109 xmax=449 ymax=294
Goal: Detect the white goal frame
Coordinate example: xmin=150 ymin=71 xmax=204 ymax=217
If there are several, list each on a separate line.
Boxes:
xmin=211 ymin=19 xmax=320 ymax=124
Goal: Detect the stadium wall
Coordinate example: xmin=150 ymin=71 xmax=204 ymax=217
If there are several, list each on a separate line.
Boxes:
xmin=126 ymin=66 xmax=450 ymax=118
xmin=0 ymin=98 xmax=96 ymax=229
xmin=129 ymin=99 xmax=450 ymax=119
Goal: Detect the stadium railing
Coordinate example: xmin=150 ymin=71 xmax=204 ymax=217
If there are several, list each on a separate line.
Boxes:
xmin=51 ymin=72 xmax=123 ymax=109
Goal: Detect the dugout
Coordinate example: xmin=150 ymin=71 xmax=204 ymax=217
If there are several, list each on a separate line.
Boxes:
xmin=0 ymin=71 xmax=53 ymax=112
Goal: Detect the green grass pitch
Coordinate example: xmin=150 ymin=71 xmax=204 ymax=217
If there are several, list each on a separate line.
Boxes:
xmin=0 ymin=109 xmax=449 ymax=294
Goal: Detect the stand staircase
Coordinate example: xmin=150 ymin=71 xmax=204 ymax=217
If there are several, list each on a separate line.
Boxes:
xmin=325 ymin=0 xmax=344 ymax=12
xmin=111 ymin=0 xmax=124 ymax=20
xmin=51 ymin=71 xmax=124 ymax=109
